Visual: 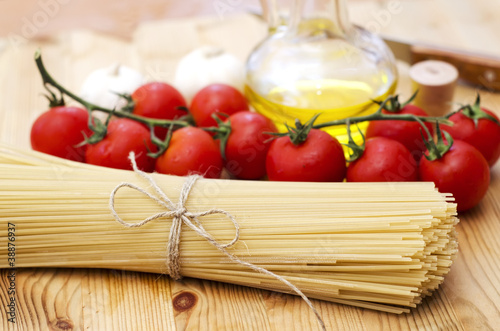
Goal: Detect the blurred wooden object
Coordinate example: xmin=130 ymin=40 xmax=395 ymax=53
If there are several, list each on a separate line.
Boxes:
xmin=0 ymin=2 xmax=499 ymax=330
xmin=410 ymin=60 xmax=458 ymax=117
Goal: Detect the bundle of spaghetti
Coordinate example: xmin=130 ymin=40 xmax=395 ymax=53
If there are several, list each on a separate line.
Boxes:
xmin=0 ymin=144 xmax=458 ymax=314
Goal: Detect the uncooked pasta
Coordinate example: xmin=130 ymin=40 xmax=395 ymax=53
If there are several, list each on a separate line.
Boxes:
xmin=0 ymin=144 xmax=458 ymax=321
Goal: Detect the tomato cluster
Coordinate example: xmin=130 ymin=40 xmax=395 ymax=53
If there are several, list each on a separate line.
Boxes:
xmin=353 ymin=95 xmax=499 ymax=212
xmin=30 ymin=83 xmax=280 ymax=180
xmin=30 ymin=79 xmax=500 ymax=212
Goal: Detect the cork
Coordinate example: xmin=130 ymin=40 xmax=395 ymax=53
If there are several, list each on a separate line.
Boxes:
xmin=409 ymin=60 xmax=459 ymax=117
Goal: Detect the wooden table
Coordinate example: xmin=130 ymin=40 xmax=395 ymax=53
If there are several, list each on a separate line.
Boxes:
xmin=0 ymin=1 xmax=499 ymax=330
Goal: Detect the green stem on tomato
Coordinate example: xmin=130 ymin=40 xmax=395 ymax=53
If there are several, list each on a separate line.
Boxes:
xmin=343 ymin=119 xmax=366 ymax=162
xmin=414 ymin=115 xmax=453 ymax=161
xmin=34 ymin=50 xmax=190 ymax=129
xmin=312 ymin=96 xmax=454 ymax=129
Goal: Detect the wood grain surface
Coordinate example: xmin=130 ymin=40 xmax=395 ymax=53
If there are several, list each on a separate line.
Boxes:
xmin=0 ymin=1 xmax=500 ymax=330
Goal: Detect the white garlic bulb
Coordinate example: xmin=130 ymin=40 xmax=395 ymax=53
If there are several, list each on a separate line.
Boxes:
xmin=174 ymin=46 xmax=245 ymax=102
xmin=79 ymin=63 xmax=145 ymax=110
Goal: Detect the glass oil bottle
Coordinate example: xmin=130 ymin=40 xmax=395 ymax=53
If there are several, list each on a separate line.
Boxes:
xmin=246 ymin=0 xmax=398 ymax=144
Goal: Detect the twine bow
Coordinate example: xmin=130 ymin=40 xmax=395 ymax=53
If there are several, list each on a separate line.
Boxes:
xmin=109 ymin=152 xmax=326 ymax=331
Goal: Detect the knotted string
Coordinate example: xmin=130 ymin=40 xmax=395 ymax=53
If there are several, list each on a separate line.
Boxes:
xmin=109 ymin=152 xmax=326 ymax=331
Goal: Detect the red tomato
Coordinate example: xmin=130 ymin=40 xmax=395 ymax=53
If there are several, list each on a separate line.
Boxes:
xmin=190 ymin=84 xmax=248 ymax=128
xmin=132 ymin=82 xmax=187 ymax=139
xmin=442 ymin=109 xmax=500 ymax=166
xmin=266 ymin=129 xmax=346 ymax=182
xmin=419 ymin=140 xmax=490 ymax=212
xmin=366 ymin=104 xmax=433 ymax=160
xmin=86 ymin=118 xmax=156 ymax=171
xmin=346 ymin=137 xmax=418 ymax=182
xmin=155 ymin=127 xmax=223 ymax=178
xmin=30 ymin=106 xmax=92 ymax=162
xmin=223 ymin=111 xmax=277 ymax=179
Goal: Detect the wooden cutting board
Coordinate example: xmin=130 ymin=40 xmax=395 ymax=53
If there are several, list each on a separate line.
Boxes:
xmin=0 ymin=11 xmax=499 ymax=331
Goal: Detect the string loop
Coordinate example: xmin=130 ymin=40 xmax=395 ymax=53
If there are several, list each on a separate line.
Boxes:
xmin=109 ymin=152 xmax=326 ymax=331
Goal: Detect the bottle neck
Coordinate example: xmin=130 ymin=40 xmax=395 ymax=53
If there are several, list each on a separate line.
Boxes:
xmin=260 ymin=0 xmax=289 ymax=32
xmin=289 ymin=0 xmax=350 ymax=35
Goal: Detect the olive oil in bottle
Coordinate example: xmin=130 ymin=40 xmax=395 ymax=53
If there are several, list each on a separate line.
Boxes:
xmin=246 ymin=77 xmax=397 ymax=144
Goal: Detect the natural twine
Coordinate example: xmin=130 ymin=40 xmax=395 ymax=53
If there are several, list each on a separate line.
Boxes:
xmin=109 ymin=152 xmax=326 ymax=331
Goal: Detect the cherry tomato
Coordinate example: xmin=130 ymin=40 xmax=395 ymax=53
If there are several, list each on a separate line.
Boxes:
xmin=155 ymin=127 xmax=223 ymax=178
xmin=266 ymin=129 xmax=346 ymax=182
xmin=419 ymin=140 xmax=490 ymax=212
xmin=223 ymin=111 xmax=277 ymax=180
xmin=346 ymin=137 xmax=418 ymax=182
xmin=86 ymin=118 xmax=156 ymax=171
xmin=132 ymin=82 xmax=187 ymax=139
xmin=30 ymin=106 xmax=92 ymax=162
xmin=442 ymin=109 xmax=500 ymax=167
xmin=366 ymin=104 xmax=433 ymax=161
xmin=190 ymin=84 xmax=248 ymax=128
